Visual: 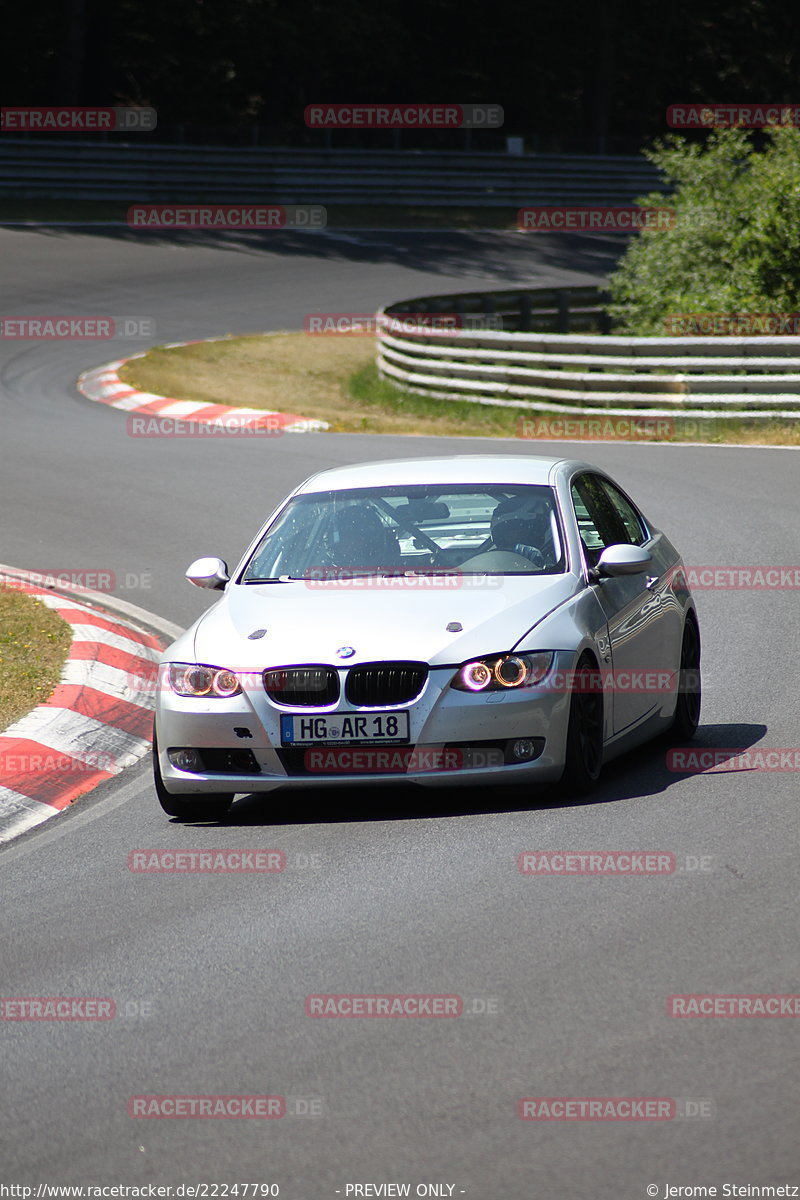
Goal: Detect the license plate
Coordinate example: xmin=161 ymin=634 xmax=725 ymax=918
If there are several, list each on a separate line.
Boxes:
xmin=280 ymin=711 xmax=409 ymax=746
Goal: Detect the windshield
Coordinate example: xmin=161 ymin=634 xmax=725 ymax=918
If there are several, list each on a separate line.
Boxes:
xmin=241 ymin=484 xmax=565 ymax=580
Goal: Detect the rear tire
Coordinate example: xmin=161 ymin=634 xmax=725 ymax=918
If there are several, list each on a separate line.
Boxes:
xmin=559 ymin=655 xmax=604 ymax=796
xmin=666 ymin=617 xmax=701 ymax=743
xmin=152 ymin=731 xmax=234 ymax=822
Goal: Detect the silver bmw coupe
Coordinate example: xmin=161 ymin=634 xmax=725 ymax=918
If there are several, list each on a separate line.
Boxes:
xmin=154 ymin=455 xmax=701 ymax=820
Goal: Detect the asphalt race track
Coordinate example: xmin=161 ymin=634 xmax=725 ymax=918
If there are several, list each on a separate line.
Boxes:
xmin=1 ymin=226 xmax=799 ymax=1197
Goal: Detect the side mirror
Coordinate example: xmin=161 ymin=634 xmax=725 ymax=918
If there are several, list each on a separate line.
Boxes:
xmin=185 ymin=556 xmax=230 ymax=590
xmin=594 ymin=544 xmax=653 ymax=578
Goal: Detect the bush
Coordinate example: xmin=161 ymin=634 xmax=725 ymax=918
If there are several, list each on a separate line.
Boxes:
xmin=607 ymin=125 xmax=800 ymax=334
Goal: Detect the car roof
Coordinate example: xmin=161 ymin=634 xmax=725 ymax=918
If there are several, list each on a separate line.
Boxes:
xmin=295 ymin=454 xmax=572 ymax=494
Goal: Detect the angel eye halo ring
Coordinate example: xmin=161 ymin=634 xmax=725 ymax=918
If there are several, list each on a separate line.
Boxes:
xmin=167 ymin=663 xmax=243 ymax=698
xmin=452 ymin=652 xmax=554 ymax=693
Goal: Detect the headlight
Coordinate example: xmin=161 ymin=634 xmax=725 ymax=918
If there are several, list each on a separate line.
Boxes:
xmin=167 ymin=663 xmax=242 ymax=698
xmin=451 ymin=652 xmax=554 ymax=693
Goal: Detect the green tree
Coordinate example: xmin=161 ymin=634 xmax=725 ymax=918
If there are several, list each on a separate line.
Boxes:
xmin=607 ymin=125 xmax=800 ymax=334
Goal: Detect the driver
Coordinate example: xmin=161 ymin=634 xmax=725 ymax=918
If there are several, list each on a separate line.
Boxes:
xmin=323 ymin=505 xmax=400 ymax=568
xmin=490 ymin=495 xmax=553 ymax=567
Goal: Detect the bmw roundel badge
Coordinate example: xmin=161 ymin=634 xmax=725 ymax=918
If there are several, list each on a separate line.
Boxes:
xmin=337 ymin=646 xmax=356 ymax=658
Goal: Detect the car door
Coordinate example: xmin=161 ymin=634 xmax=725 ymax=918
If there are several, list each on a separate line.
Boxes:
xmin=570 ymin=472 xmax=674 ymax=736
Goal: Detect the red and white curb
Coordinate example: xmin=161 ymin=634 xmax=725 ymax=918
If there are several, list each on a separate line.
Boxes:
xmin=0 ymin=571 xmax=164 ymax=843
xmin=77 ymin=343 xmax=329 ymax=433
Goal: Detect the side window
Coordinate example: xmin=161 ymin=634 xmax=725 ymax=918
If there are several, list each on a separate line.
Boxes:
xmin=570 ymin=474 xmax=632 ymax=567
xmin=599 ymin=479 xmax=648 ymax=546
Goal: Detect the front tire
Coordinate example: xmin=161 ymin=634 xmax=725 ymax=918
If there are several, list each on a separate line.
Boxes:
xmin=666 ymin=617 xmax=701 ymax=742
xmin=152 ymin=731 xmax=234 ymax=822
xmin=559 ymin=655 xmax=604 ymax=796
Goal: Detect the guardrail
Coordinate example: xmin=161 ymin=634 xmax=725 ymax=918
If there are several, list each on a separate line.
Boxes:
xmin=377 ymin=288 xmax=800 ymax=420
xmin=0 ymin=141 xmax=664 ymax=205
xmin=387 ymin=286 xmax=613 ymax=334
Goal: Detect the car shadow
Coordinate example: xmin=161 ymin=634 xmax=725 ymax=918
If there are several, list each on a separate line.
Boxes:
xmin=189 ymin=721 xmax=768 ymax=827
xmin=560 ymin=721 xmax=769 ymax=810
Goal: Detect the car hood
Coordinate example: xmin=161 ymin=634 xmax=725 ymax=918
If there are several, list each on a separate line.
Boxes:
xmin=191 ymin=575 xmax=579 ymax=669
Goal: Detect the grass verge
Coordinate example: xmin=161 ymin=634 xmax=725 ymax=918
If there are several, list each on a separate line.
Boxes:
xmin=117 ymin=332 xmax=800 ymax=445
xmin=0 ymin=586 xmax=72 ymax=730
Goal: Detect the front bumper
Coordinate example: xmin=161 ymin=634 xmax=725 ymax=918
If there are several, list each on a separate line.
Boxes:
xmin=154 ymin=655 xmax=575 ymax=793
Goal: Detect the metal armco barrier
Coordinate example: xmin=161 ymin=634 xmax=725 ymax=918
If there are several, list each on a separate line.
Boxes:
xmin=377 ymin=288 xmax=800 ymax=419
xmin=0 ymin=141 xmax=663 ymax=205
